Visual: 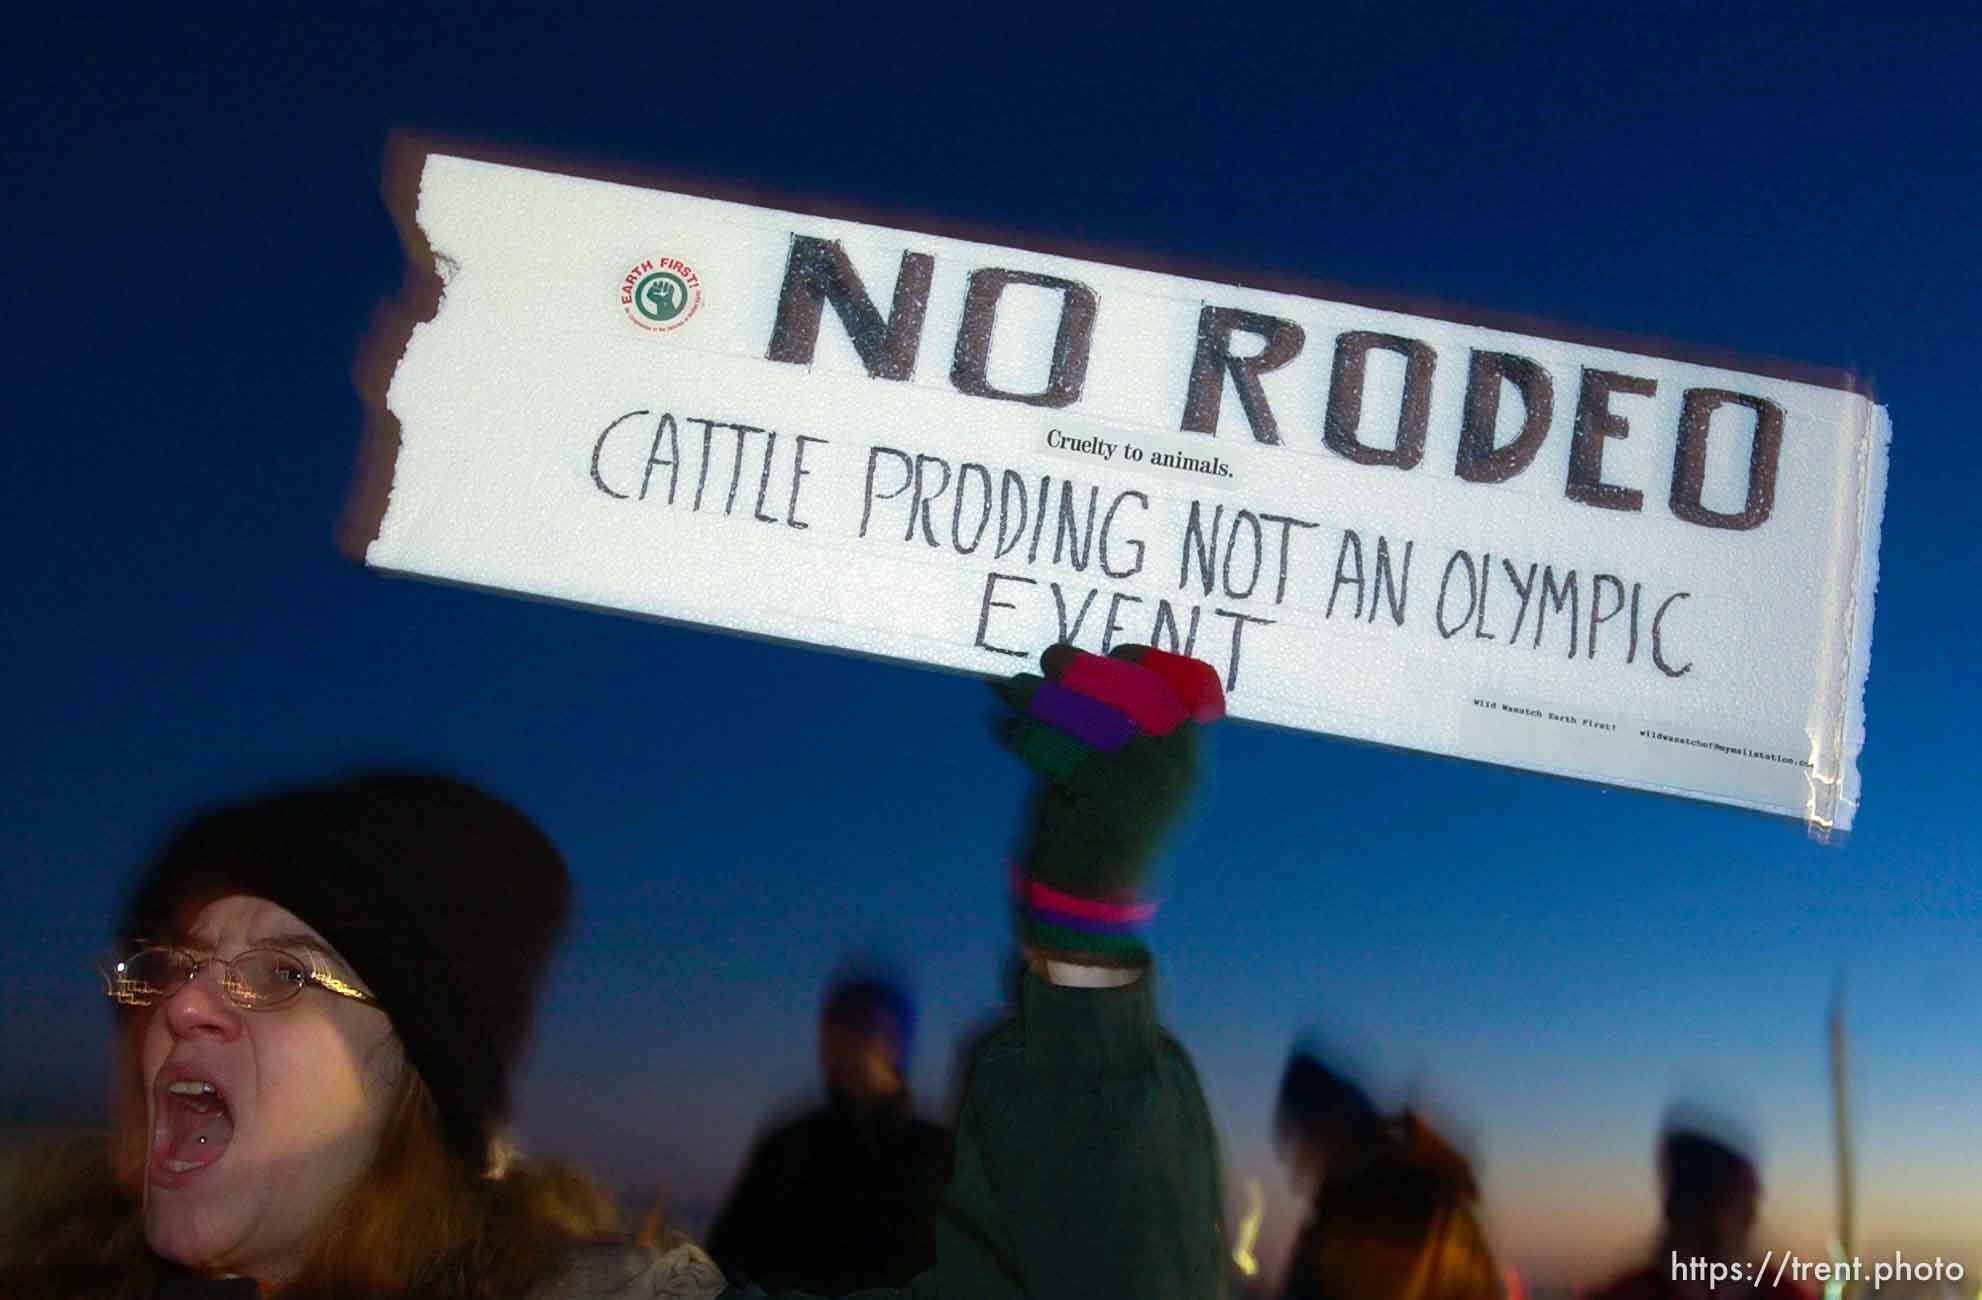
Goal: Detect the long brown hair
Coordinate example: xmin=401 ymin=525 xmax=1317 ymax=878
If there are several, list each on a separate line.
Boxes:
xmin=0 ymin=1067 xmax=630 ymax=1298
xmin=1303 ymin=1112 xmax=1501 ymax=1300
xmin=283 ymin=1065 xmax=625 ymax=1298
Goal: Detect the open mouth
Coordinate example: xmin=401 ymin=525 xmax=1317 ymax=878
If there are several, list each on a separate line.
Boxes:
xmin=151 ymin=1074 xmax=235 ymax=1184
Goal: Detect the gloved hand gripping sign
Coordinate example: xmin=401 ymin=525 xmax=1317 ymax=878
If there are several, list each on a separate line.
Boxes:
xmin=997 ymin=644 xmax=1225 ymax=968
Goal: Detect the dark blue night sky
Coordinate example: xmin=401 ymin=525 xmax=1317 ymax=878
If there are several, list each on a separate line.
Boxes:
xmin=6 ymin=7 xmax=1976 ymax=1287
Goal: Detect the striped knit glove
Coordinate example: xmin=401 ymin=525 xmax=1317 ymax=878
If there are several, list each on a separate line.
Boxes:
xmin=997 ymin=643 xmax=1225 ymax=966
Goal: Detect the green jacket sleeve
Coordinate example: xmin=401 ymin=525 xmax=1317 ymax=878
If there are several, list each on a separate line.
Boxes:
xmin=720 ymin=966 xmax=1226 ymax=1300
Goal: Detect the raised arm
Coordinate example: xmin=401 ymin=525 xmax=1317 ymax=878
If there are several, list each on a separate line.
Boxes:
xmin=720 ymin=644 xmax=1230 ymax=1300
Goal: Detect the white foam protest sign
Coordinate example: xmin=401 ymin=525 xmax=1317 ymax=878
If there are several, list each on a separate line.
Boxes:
xmin=358 ymin=150 xmax=1888 ymax=836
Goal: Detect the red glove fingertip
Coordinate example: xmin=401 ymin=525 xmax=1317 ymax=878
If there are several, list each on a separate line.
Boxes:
xmin=1128 ymin=646 xmax=1226 ymax=722
xmin=1059 ymin=651 xmax=1189 ymax=736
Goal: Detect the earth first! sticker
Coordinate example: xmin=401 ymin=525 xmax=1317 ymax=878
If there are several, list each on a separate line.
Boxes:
xmin=620 ymin=255 xmax=703 ymax=332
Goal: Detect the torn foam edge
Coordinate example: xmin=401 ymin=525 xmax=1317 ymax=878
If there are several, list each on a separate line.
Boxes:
xmin=342 ymin=145 xmax=455 ymax=564
xmin=367 ymin=168 xmax=460 ymax=568
xmin=1804 ymin=396 xmax=1889 ymax=843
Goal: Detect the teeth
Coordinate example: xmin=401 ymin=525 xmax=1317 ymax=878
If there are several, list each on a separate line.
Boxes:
xmin=166 ymin=1080 xmax=216 ymax=1097
xmin=164 ymin=1159 xmax=202 ymax=1173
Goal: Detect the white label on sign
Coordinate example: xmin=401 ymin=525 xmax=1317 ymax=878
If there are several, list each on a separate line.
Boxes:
xmin=362 ymin=153 xmax=1888 ymax=835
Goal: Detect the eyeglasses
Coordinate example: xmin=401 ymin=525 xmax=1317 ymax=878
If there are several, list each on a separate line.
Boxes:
xmin=98 ymin=945 xmax=381 ymax=1012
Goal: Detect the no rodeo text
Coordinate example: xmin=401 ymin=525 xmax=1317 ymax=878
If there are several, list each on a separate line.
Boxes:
xmin=748 ymin=235 xmax=1787 ymax=533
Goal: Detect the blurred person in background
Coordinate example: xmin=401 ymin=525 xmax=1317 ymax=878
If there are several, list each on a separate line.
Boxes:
xmin=707 ymin=971 xmax=953 ymax=1291
xmin=1586 ymin=1122 xmax=1811 ymax=1300
xmin=1273 ymin=1051 xmax=1499 ymax=1300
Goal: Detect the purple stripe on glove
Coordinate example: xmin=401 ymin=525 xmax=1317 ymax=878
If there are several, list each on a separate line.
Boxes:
xmin=1059 ymin=653 xmax=1190 ymax=735
xmin=1028 ymin=679 xmax=1137 ymax=753
xmin=1023 ymin=900 xmax=1141 ymax=935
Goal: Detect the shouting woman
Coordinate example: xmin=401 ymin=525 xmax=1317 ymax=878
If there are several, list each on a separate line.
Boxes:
xmin=3 ymin=645 xmax=1228 ymax=1299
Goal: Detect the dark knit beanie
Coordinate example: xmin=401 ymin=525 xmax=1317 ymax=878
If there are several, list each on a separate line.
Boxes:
xmin=1660 ymin=1129 xmax=1759 ymax=1221
xmin=122 ymin=771 xmax=571 ymax=1169
xmin=822 ymin=973 xmax=917 ymax=1067
xmin=1275 ymin=1050 xmax=1380 ymax=1154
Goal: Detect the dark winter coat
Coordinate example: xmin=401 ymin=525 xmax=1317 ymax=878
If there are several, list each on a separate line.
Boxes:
xmin=705 ymin=1089 xmax=952 ymax=1292
xmin=728 ymin=966 xmax=1228 ymax=1300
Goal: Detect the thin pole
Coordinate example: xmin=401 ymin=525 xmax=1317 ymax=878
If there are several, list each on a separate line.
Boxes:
xmin=1829 ymin=981 xmax=1856 ymax=1300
